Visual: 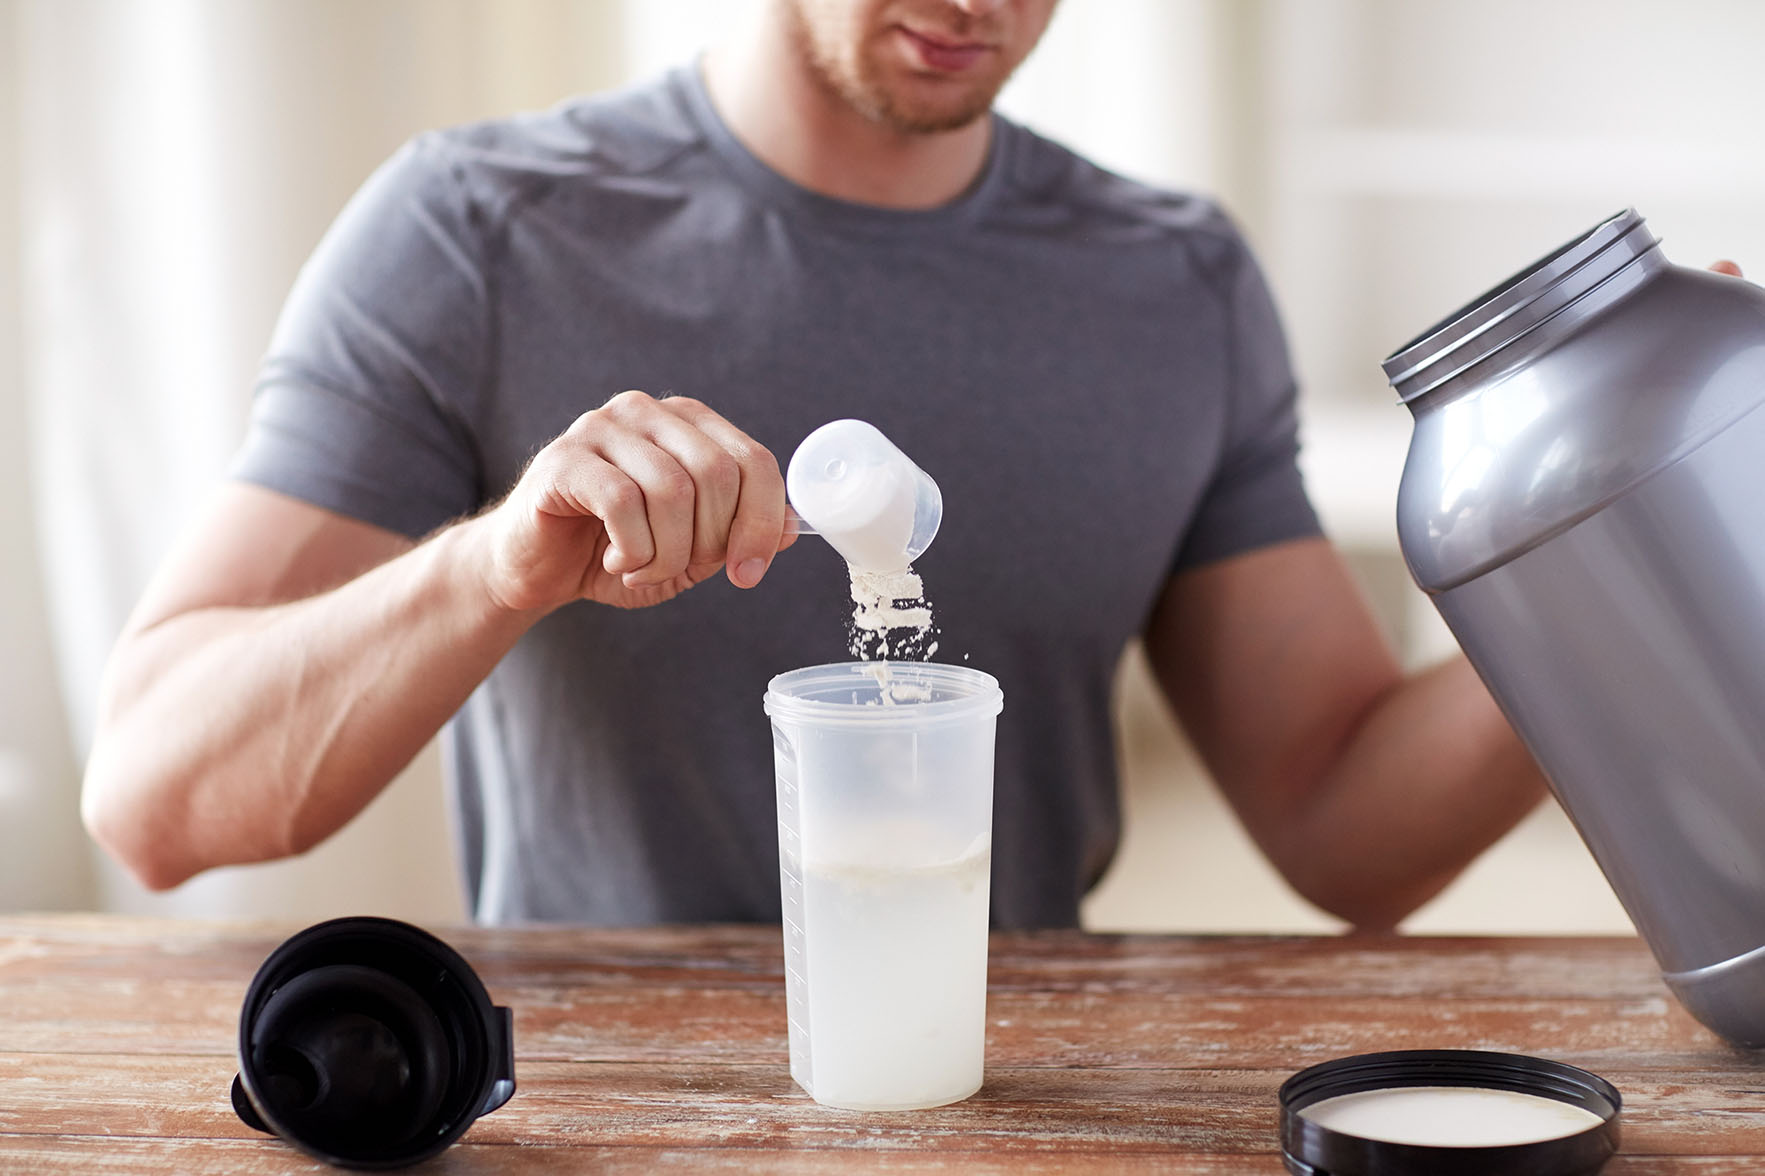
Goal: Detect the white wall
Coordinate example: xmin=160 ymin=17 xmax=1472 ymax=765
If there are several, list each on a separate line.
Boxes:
xmin=998 ymin=0 xmax=1232 ymax=194
xmin=1260 ymin=0 xmax=1765 ymax=545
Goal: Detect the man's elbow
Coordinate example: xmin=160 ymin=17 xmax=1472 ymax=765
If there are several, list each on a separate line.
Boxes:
xmin=1314 ymin=891 xmax=1414 ymax=935
xmin=80 ymin=755 xmax=200 ymax=893
xmin=1287 ymin=865 xmax=1446 ymax=934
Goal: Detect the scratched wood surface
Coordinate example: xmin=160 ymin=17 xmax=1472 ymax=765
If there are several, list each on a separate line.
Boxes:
xmin=1 ymin=915 xmax=1763 ymax=1173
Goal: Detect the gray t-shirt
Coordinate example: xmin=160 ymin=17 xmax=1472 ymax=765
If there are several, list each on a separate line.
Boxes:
xmin=233 ymin=65 xmax=1320 ymax=927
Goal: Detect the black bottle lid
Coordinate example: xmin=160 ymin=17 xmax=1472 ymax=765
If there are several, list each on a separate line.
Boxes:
xmin=1280 ymin=1049 xmax=1620 ymax=1175
xmin=231 ymin=916 xmax=516 ymax=1169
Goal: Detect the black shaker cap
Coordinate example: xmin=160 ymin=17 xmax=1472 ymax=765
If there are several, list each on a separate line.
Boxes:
xmin=231 ymin=916 xmax=516 ymax=1169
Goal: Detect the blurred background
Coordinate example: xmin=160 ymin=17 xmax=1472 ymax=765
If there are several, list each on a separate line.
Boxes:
xmin=3 ymin=0 xmax=1762 ymax=930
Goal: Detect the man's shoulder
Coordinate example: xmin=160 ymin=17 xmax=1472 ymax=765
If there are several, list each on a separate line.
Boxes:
xmin=406 ymin=70 xmax=707 ymax=206
xmin=990 ymin=116 xmax=1251 ymax=276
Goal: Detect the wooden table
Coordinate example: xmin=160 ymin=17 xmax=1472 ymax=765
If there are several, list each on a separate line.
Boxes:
xmin=2 ymin=915 xmax=1763 ymax=1172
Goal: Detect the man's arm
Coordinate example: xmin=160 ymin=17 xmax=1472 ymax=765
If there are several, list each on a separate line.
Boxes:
xmin=83 ymin=391 xmax=790 ymax=890
xmin=1142 ymin=536 xmax=1547 ymax=930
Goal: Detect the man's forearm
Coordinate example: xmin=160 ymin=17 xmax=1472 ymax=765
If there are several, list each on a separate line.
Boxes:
xmin=1276 ymin=657 xmax=1549 ymax=930
xmin=83 ymin=515 xmax=537 ymax=889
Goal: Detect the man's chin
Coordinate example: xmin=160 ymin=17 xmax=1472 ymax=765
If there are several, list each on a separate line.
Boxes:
xmin=870 ymin=86 xmax=999 ymax=135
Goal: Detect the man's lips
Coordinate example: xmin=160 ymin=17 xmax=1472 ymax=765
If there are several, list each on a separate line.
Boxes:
xmin=897 ymin=26 xmax=995 ymax=73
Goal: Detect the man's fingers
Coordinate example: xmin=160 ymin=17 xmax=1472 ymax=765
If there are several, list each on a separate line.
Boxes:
xmin=536 ymin=451 xmax=653 ymax=575
xmin=641 ymin=401 xmax=746 ymax=570
xmin=1711 ymin=259 xmax=1744 ymax=278
xmin=592 ymin=434 xmax=697 ymax=585
xmin=570 ymin=392 xmax=706 ymax=584
xmin=535 ymin=390 xmax=787 ymax=594
xmin=661 ymin=398 xmax=788 ymax=589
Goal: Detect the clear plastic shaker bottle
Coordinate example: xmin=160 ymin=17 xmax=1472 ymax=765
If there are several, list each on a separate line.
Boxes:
xmin=786 ymin=420 xmax=942 ymax=571
xmin=764 ymin=662 xmax=1002 ymax=1110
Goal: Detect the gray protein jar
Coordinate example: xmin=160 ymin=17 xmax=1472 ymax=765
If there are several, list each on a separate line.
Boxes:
xmin=1386 ymin=209 xmax=1765 ymax=1046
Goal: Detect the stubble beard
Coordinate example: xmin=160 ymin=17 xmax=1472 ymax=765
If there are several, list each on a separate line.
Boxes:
xmin=785 ymin=4 xmax=1005 ymax=135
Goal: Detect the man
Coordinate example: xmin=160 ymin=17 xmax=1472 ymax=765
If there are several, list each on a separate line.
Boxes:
xmin=82 ymin=0 xmax=1548 ymax=927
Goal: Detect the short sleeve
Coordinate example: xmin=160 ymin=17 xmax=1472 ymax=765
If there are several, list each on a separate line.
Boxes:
xmin=230 ymin=134 xmax=490 ymax=538
xmin=1173 ymin=236 xmax=1321 ymax=569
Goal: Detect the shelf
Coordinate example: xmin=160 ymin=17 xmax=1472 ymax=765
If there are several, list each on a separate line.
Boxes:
xmin=1281 ymin=127 xmax=1765 ymax=201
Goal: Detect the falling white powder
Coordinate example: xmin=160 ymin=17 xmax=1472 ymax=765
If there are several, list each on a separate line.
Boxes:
xmin=850 ymin=569 xmax=931 ymax=632
xmin=848 ymin=566 xmax=937 ymax=662
xmin=858 ymin=661 xmax=934 ymax=706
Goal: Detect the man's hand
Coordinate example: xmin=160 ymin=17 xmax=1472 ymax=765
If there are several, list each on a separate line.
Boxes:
xmin=1712 ymin=260 xmax=1744 ymax=277
xmin=479 ymin=391 xmax=794 ymax=614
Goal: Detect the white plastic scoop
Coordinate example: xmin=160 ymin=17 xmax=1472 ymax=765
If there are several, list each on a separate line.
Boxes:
xmin=785 ymin=420 xmax=942 ymax=572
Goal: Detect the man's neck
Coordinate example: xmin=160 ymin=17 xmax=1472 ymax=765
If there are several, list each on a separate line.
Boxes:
xmin=701 ymin=14 xmax=993 ymax=211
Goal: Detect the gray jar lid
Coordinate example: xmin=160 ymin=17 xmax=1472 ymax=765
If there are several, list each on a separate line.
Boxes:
xmin=1382 ymin=209 xmax=1657 ymax=403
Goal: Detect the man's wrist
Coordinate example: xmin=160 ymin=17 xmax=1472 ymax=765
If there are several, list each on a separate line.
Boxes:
xmin=430 ymin=511 xmax=552 ymax=631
